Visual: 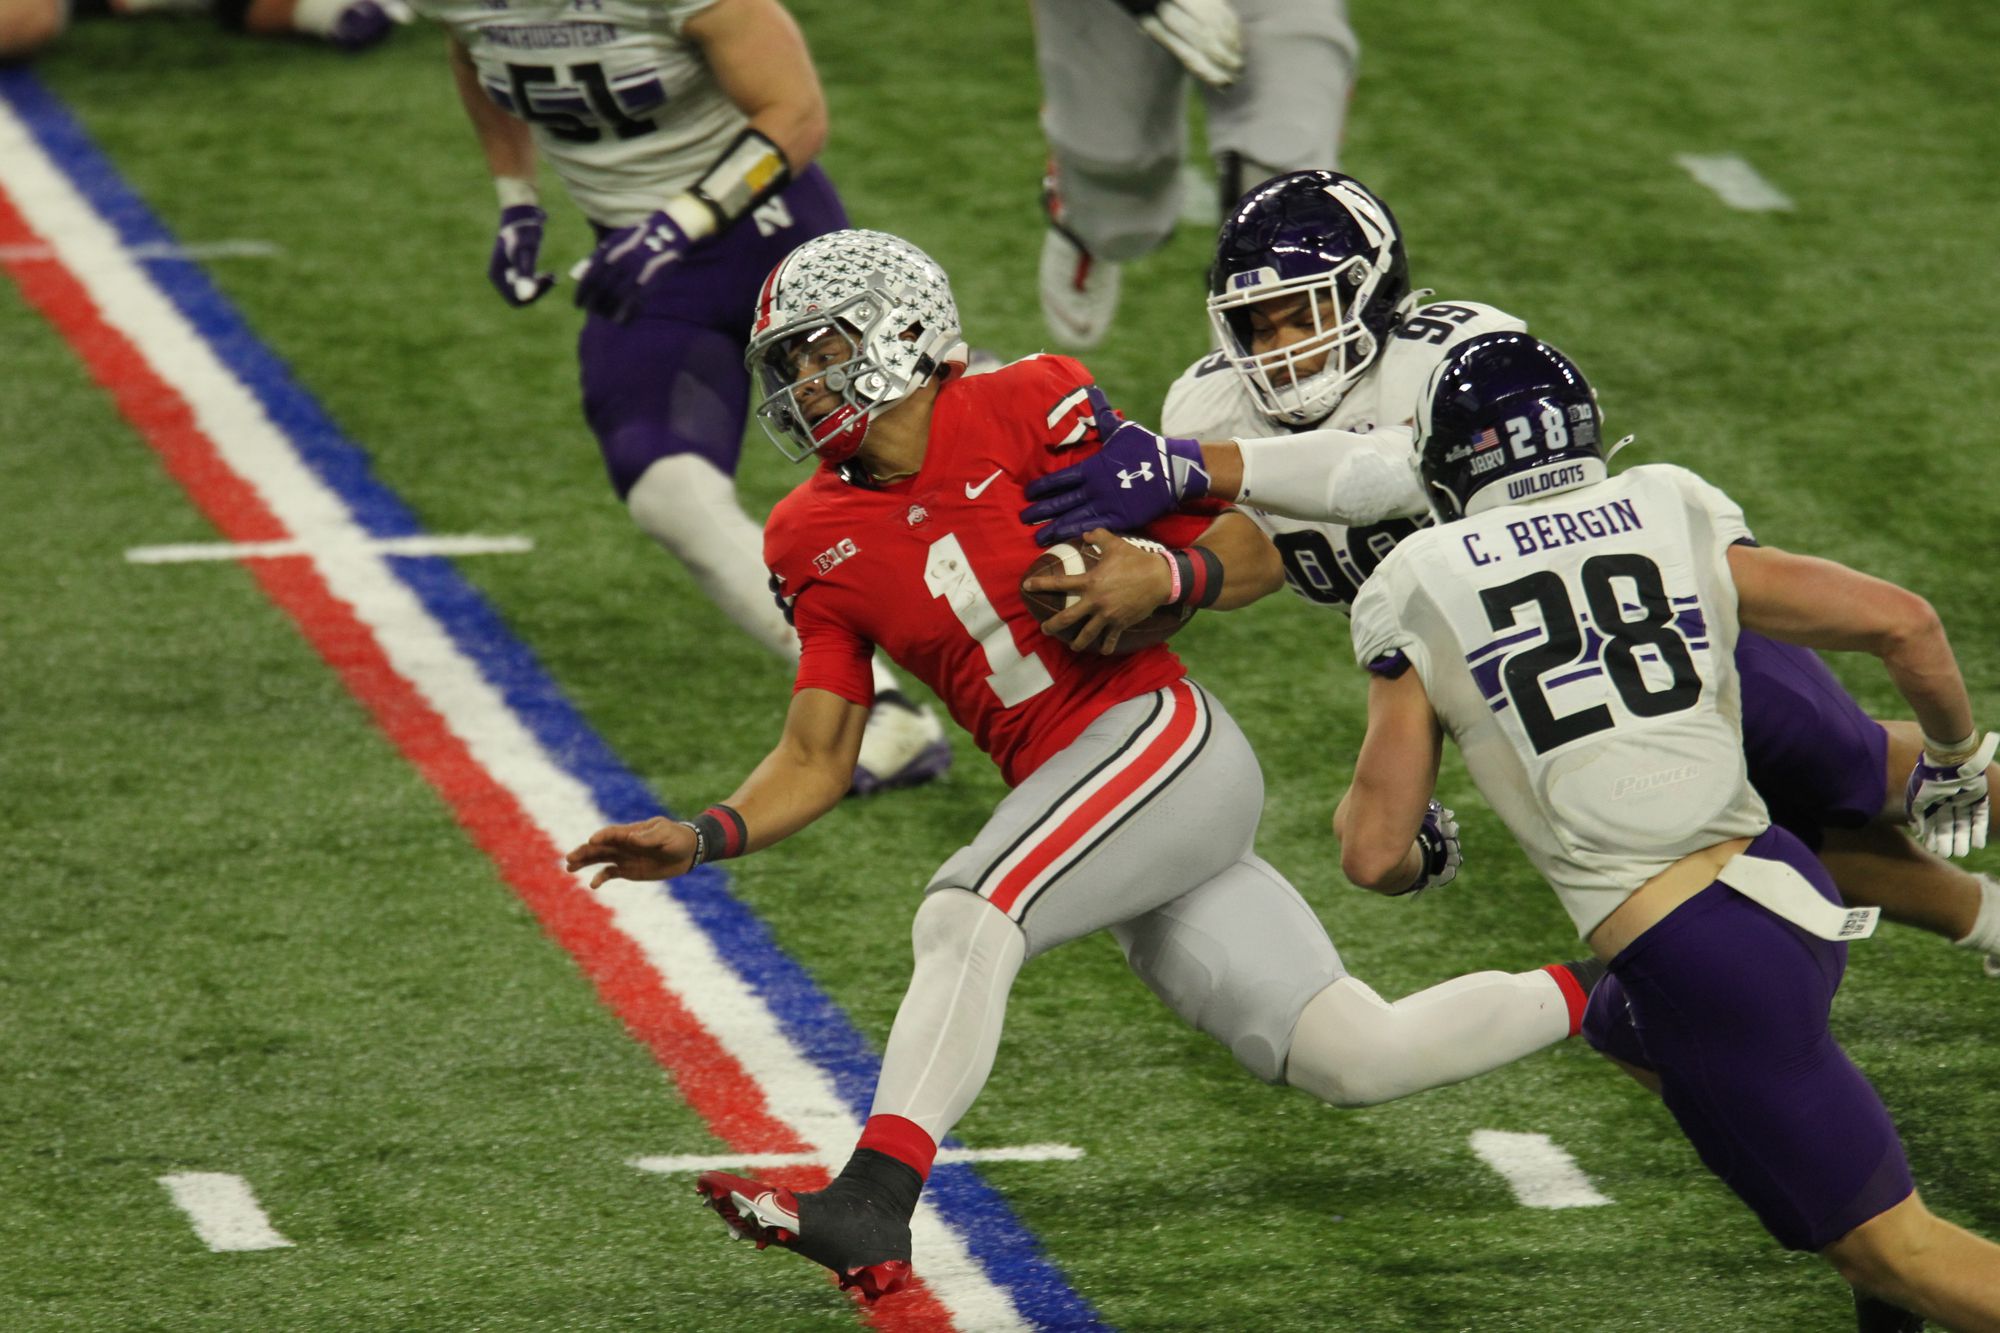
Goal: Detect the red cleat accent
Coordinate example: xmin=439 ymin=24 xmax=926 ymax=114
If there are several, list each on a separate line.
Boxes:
xmin=694 ymin=1171 xmax=915 ymax=1303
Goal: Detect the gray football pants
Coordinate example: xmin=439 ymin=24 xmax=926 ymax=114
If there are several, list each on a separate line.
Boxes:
xmin=928 ymin=677 xmax=1346 ymax=1081
xmin=1034 ymin=0 xmax=1360 ymax=260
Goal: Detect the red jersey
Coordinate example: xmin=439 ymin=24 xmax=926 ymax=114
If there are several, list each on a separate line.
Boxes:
xmin=765 ymin=354 xmax=1222 ymax=787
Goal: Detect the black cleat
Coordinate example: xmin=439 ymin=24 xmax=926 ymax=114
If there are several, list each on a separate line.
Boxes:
xmin=695 ymin=1171 xmax=913 ymax=1302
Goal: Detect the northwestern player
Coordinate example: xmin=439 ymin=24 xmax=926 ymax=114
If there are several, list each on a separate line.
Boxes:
xmin=1339 ymin=332 xmax=1999 ymax=1329
xmin=420 ymin=0 xmax=949 ymax=793
xmin=1019 ymin=170 xmax=2000 ymax=971
xmin=1034 ymin=0 xmax=1358 ymax=347
xmin=564 ymin=230 xmax=1605 ymax=1299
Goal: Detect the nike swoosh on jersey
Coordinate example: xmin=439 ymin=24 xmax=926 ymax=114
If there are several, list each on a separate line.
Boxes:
xmin=964 ymin=469 xmax=1004 ymax=499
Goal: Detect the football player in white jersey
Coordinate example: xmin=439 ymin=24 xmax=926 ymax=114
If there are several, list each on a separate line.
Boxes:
xmin=1033 ymin=0 xmax=1359 ymax=348
xmin=1021 ymin=169 xmax=2000 ymax=974
xmin=1339 ymin=332 xmax=2000 ymax=1329
xmin=419 ymin=0 xmax=949 ymax=794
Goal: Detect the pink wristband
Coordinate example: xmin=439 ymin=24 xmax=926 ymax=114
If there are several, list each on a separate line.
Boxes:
xmin=1159 ymin=548 xmax=1182 ymax=604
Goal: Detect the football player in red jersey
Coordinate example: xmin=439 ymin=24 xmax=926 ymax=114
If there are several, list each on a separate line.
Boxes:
xmin=564 ymin=228 xmax=1605 ymax=1300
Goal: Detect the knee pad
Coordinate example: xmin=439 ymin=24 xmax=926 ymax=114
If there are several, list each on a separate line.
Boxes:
xmin=910 ymin=889 xmax=1026 ymax=987
xmin=1114 ymin=856 xmax=1342 ymax=1084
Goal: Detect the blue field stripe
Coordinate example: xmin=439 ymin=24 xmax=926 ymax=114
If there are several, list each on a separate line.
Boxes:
xmin=1 ymin=66 xmax=1104 ymax=1332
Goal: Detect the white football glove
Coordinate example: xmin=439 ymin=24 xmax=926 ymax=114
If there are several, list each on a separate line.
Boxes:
xmin=1905 ymin=732 xmax=1998 ymax=858
xmin=1398 ymin=800 xmax=1461 ymax=895
xmin=1128 ymin=0 xmax=1244 ymax=90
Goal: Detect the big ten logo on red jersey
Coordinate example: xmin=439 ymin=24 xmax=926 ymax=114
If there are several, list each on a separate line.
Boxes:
xmin=813 ymin=537 xmax=859 ymax=575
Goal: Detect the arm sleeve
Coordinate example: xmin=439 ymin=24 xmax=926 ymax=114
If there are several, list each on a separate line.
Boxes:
xmin=789 ymin=588 xmax=875 ymax=707
xmin=1232 ymin=428 xmax=1428 ymax=524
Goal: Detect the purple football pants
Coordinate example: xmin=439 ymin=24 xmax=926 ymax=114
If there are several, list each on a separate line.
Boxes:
xmin=1583 ymin=825 xmax=1914 ymax=1251
xmin=578 ymin=165 xmax=847 ymax=497
xmin=1737 ymin=629 xmax=1889 ymax=849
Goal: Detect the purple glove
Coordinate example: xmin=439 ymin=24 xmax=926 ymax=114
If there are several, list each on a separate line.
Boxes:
xmin=1393 ymin=800 xmax=1462 ymax=896
xmin=1019 ymin=386 xmax=1211 ymax=546
xmin=1905 ymin=732 xmax=1997 ymax=858
xmin=326 ymin=0 xmax=401 ymax=51
xmin=488 ymin=205 xmax=554 ymax=308
xmin=574 ymin=208 xmax=697 ymax=324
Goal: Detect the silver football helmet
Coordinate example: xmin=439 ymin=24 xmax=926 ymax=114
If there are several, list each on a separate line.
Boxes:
xmin=746 ymin=229 xmax=966 ymax=465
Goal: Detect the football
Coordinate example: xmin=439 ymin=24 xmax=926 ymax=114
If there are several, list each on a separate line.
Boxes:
xmin=1019 ymin=537 xmax=1194 ymax=655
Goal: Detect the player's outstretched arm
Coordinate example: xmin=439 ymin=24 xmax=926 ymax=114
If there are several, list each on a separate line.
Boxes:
xmin=1335 ymin=670 xmax=1454 ymax=894
xmin=563 ymin=687 xmax=866 ymax=887
xmin=1022 ymin=388 xmax=1419 ymax=544
xmin=1731 ymin=543 xmax=1992 ymax=855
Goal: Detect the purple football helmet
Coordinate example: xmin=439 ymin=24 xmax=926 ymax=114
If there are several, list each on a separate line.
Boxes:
xmin=1417 ymin=332 xmax=1606 ymax=519
xmin=1207 ymin=171 xmax=1411 ymax=426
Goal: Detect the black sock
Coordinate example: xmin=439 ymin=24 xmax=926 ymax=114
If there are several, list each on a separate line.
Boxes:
xmin=831 ymin=1147 xmax=923 ymax=1221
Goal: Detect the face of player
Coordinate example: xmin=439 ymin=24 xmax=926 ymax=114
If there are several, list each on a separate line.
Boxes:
xmin=1240 ymin=291 xmax=1340 ymax=384
xmin=779 ymin=324 xmax=861 ymax=425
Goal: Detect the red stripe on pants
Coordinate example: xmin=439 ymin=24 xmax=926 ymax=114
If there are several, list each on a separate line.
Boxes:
xmin=988 ymin=680 xmax=1199 ymax=914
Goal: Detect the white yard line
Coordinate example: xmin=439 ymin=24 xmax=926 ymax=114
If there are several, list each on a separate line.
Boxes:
xmin=126 ymin=534 xmax=535 ymax=564
xmin=1469 ymin=1130 xmax=1611 ymax=1210
xmin=1675 ymin=154 xmax=1795 ymax=212
xmin=0 ymin=239 xmax=281 ymax=262
xmin=158 ymin=1173 xmax=293 ymax=1252
xmin=1 ymin=99 xmax=1030 ymax=1331
xmin=632 ymin=1144 xmax=1086 ymax=1174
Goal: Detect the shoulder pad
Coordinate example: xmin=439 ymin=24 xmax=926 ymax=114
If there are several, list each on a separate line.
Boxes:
xmin=1372 ymin=301 xmax=1529 ymax=429
xmin=1162 ymin=350 xmax=1269 ymax=439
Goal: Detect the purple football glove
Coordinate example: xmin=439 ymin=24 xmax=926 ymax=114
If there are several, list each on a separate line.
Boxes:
xmin=325 ymin=0 xmax=404 ymax=51
xmin=488 ymin=204 xmax=554 ymax=308
xmin=573 ymin=208 xmax=697 ymax=324
xmin=1905 ymin=732 xmax=1997 ymax=858
xmin=1020 ymin=386 xmax=1211 ymax=546
xmin=1393 ymin=800 xmax=1462 ymax=896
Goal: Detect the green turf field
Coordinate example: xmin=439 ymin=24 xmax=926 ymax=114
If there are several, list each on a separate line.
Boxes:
xmin=4 ymin=2 xmax=1997 ymax=1329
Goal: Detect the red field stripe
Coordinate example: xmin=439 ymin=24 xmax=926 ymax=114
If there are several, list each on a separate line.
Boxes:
xmin=0 ymin=185 xmax=963 ymax=1332
xmin=0 ymin=188 xmax=815 ymax=1159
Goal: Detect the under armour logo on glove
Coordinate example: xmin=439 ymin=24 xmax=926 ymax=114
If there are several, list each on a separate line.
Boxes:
xmin=1020 ymin=385 xmax=1210 ymax=546
xmin=574 ymin=208 xmax=698 ymax=324
xmin=1906 ymin=732 xmax=1997 ymax=858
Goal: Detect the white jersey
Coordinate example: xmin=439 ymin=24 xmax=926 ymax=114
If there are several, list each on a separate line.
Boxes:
xmin=1162 ymin=298 xmax=1526 ymax=613
xmin=420 ymin=0 xmax=742 ymax=226
xmin=1350 ymin=464 xmax=1770 ymax=936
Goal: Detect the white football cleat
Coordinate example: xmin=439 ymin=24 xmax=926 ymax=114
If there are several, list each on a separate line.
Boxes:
xmin=1984 ymin=953 xmax=1999 ymax=979
xmin=1038 ymin=227 xmax=1121 ymax=350
xmin=851 ymin=695 xmax=951 ymax=797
